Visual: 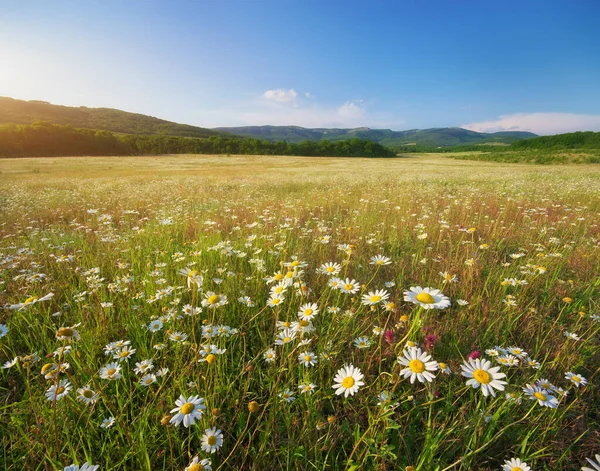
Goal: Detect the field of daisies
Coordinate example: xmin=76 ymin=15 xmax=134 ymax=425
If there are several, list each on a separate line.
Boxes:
xmin=0 ymin=155 xmax=599 ymax=471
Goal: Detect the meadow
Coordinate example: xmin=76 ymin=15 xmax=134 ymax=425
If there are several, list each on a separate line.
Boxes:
xmin=1 ymin=154 xmax=599 ymax=471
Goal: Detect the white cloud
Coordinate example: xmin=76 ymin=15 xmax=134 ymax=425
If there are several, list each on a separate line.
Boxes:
xmin=462 ymin=112 xmax=600 ymax=135
xmin=337 ymin=101 xmax=365 ymax=120
xmin=263 ymin=88 xmax=298 ymax=104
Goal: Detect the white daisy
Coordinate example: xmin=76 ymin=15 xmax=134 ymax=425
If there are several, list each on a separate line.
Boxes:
xmin=185 ymin=456 xmax=212 ymax=471
xmin=564 ymin=371 xmax=588 ymax=388
xmin=461 ymin=358 xmax=507 ymax=397
xmin=298 ymin=351 xmax=318 ymax=367
xmin=333 ymin=364 xmax=365 ymax=398
xmin=46 ymin=379 xmax=72 ymax=401
xmin=169 ymin=394 xmax=206 ymax=427
xmin=522 ymin=384 xmax=559 ymax=408
xmin=582 ymin=454 xmax=600 ymax=471
xmin=76 ymin=385 xmax=98 ymax=404
xmin=397 ymin=347 xmax=438 ymax=383
xmin=361 ymin=289 xmax=389 ymax=306
xmin=340 ymin=278 xmax=361 ymax=294
xmin=298 ymin=303 xmax=319 ymax=321
xmin=403 ymin=286 xmax=450 ymax=310
xmin=201 ymin=427 xmax=223 ymax=453
xmin=501 ymin=457 xmax=531 ymax=471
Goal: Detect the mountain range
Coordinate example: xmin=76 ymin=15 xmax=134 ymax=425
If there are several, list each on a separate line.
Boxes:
xmin=0 ymin=96 xmax=537 ymax=148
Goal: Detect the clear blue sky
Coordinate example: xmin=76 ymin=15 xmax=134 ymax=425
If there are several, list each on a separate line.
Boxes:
xmin=1 ymin=0 xmax=599 ymax=134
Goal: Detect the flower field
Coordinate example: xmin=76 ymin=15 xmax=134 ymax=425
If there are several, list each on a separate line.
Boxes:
xmin=1 ymin=155 xmax=599 ymax=470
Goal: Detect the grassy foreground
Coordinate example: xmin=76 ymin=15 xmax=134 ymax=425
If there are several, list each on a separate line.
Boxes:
xmin=1 ymin=155 xmax=599 ymax=471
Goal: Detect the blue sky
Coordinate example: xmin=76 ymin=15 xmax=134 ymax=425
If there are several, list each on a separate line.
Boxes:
xmin=1 ymin=0 xmax=599 ymax=134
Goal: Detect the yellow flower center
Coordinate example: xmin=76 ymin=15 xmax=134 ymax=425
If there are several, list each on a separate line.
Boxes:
xmin=533 ymin=391 xmax=547 ymax=401
xmin=56 ymin=386 xmax=65 ymax=394
xmin=181 ymin=402 xmax=195 ymax=414
xmin=290 ymin=261 xmax=300 ymax=267
xmin=274 ymin=286 xmax=284 ymax=293
xmin=370 ymin=295 xmax=381 ymax=303
xmin=283 ymin=336 xmax=291 ymax=343
xmin=285 ymin=271 xmax=294 ymax=278
xmin=83 ymin=390 xmax=94 ymax=398
xmin=409 ymin=359 xmax=425 ymax=373
xmin=304 ymin=308 xmax=313 ymax=316
xmin=207 ymin=435 xmax=217 ymax=446
xmin=188 ymin=464 xmax=201 ymax=471
xmin=344 ymin=284 xmax=353 ymax=290
xmin=341 ymin=376 xmax=355 ymax=388
xmin=57 ymin=327 xmax=74 ymax=337
xmin=439 ymin=363 xmax=447 ymax=369
xmin=206 ymin=354 xmax=216 ymax=364
xmin=41 ymin=363 xmax=54 ymax=374
xmin=304 ymin=355 xmax=312 ymax=362
xmin=326 ymin=266 xmax=335 ymax=272
xmin=188 ymin=270 xmax=199 ymax=278
xmin=415 ymin=292 xmax=435 ymax=304
xmin=274 ymin=273 xmax=284 ymax=280
xmin=272 ymin=298 xmax=281 ymax=305
xmin=207 ymin=295 xmax=221 ymax=304
xmin=107 ymin=368 xmax=117 ymax=376
xmin=25 ymin=296 xmax=37 ymax=304
xmin=298 ymin=320 xmax=309 ymax=327
xmin=473 ymin=369 xmax=491 ymax=384
xmin=511 ymin=467 xmax=523 ymax=471
xmin=120 ymin=351 xmax=129 ymax=357
xmin=571 ymin=376 xmax=581 ymax=383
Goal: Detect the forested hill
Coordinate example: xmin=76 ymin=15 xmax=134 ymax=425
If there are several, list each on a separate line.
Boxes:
xmin=214 ymin=125 xmax=537 ymax=147
xmin=511 ymin=131 xmax=600 ymax=149
xmin=0 ymin=122 xmax=396 ymax=158
xmin=0 ymin=96 xmax=223 ymax=138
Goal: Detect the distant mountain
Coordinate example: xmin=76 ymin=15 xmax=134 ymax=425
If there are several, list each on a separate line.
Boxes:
xmin=214 ymin=125 xmax=537 ymax=147
xmin=0 ymin=96 xmax=223 ymax=138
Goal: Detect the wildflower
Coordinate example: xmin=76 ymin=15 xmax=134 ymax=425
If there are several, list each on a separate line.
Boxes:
xmin=46 ymin=379 xmax=72 ymax=401
xmin=467 ymin=350 xmax=480 ymax=360
xmin=298 ymin=382 xmax=317 ymax=394
xmin=298 ymin=303 xmax=319 ymax=321
xmin=275 ymin=328 xmax=296 ymax=345
xmin=185 ymin=456 xmax=212 ymax=471
xmin=525 ymin=358 xmax=540 ymax=369
xmin=263 ymin=348 xmax=276 ymax=363
xmin=377 ymin=391 xmax=393 ymax=406
xmin=201 ymin=292 xmax=228 ymax=309
xmin=507 ymin=346 xmax=527 ymax=358
xmin=582 ymin=454 xmax=600 ymax=471
xmin=461 ymin=358 xmax=507 ymax=397
xmin=319 ymin=262 xmax=341 ymax=276
xmin=63 ymin=463 xmax=100 ymax=471
xmin=403 ymin=287 xmax=450 ymax=310
xmin=565 ymin=372 xmax=588 ymax=387
xmin=140 ymin=374 xmax=157 ymax=386
xmin=169 ymin=394 xmax=206 ymax=428
xmin=168 ymin=331 xmax=188 ymax=342
xmin=565 ymin=331 xmax=581 ymax=341
xmin=9 ymin=292 xmax=54 ymax=310
xmin=248 ymin=401 xmax=260 ymax=413
xmin=298 ymin=351 xmax=318 ymax=367
xmin=501 ymin=458 xmax=531 ymax=471
xmin=439 ymin=271 xmax=458 ymax=283
xmin=99 ymin=362 xmax=122 ymax=380
xmin=333 ymin=364 xmax=364 ymax=397
xmin=361 ymin=289 xmax=390 ymax=306
xmin=201 ymin=427 xmax=223 ymax=453
xmin=439 ymin=362 xmax=451 ymax=374
xmin=267 ymin=295 xmax=285 ymax=307
xmin=113 ymin=346 xmax=136 ymax=361
xmin=340 ymin=278 xmax=360 ymax=294
xmin=370 ymin=255 xmax=392 ymax=266
xmin=179 ymin=268 xmax=203 ymax=289
xmin=100 ymin=416 xmax=115 ymax=428
xmin=523 ymin=384 xmax=559 ymax=408
xmin=134 ymin=359 xmax=154 ymax=375
xmin=77 ymin=385 xmax=98 ymax=404
xmin=353 ymin=336 xmax=371 ymax=349
xmin=147 ymin=319 xmax=163 ymax=332
xmin=456 ymin=299 xmax=469 ymax=306
xmin=3 ymin=357 xmax=18 ymax=369
xmin=397 ymin=347 xmax=438 ymax=383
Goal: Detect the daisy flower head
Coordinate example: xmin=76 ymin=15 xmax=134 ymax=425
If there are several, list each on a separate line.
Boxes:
xmin=298 ymin=382 xmax=317 ymax=394
xmin=565 ymin=331 xmax=581 ymax=341
xmin=340 ymin=278 xmax=361 ymax=294
xmin=461 ymin=358 xmax=507 ymax=397
xmin=63 ymin=463 xmax=100 ymax=471
xmin=291 ymin=319 xmax=315 ymax=337
xmin=328 ymin=277 xmax=343 ymax=289
xmin=185 ymin=456 xmax=212 ymax=471
xmin=263 ymin=348 xmax=276 ymax=363
xmin=46 ymin=379 xmax=72 ymax=401
xmin=403 ymin=286 xmax=450 ymax=310
xmin=501 ymin=458 xmax=531 ymax=471
xmin=582 ymin=454 xmax=600 ymax=471
xmin=140 ymin=374 xmax=157 ymax=386
xmin=565 ymin=371 xmax=588 ymax=387
xmin=319 ymin=262 xmax=341 ymax=276
xmin=100 ymin=416 xmax=115 ymax=428
xmin=275 ymin=328 xmax=296 ymax=345
xmin=179 ymin=268 xmax=203 ymax=289
xmin=507 ymin=346 xmax=527 ymax=358
xmin=201 ymin=427 xmax=223 ymax=453
xmin=397 ymin=347 xmax=438 ymax=383
xmin=298 ymin=351 xmax=318 ymax=367
xmin=370 ymin=254 xmax=392 ymax=266
xmin=361 ymin=289 xmax=390 ymax=306
xmin=522 ymin=384 xmax=559 ymax=408
xmin=279 ymin=389 xmax=296 ymax=403
xmin=267 ymin=294 xmax=285 ymax=308
xmin=99 ymin=362 xmax=122 ymax=380
xmin=298 ymin=303 xmax=319 ymax=321
xmin=353 ymin=336 xmax=371 ymax=349
xmin=77 ymin=385 xmax=98 ymax=404
xmin=201 ymin=292 xmax=228 ymax=309
xmin=169 ymin=394 xmax=206 ymax=427
xmin=333 ymin=364 xmax=365 ymax=398
xmin=168 ymin=331 xmax=188 ymax=343
xmin=55 ymin=326 xmax=80 ymax=342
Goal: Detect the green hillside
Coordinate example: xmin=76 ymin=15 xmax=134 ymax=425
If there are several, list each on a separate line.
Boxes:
xmin=0 ymin=96 xmax=223 ymax=138
xmin=511 ymin=131 xmax=600 ymax=149
xmin=214 ymin=125 xmax=537 ymax=147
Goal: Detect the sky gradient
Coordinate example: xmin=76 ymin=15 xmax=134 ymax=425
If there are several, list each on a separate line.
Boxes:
xmin=1 ymin=0 xmax=599 ymax=134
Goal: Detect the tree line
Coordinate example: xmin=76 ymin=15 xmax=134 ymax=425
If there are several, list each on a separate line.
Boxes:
xmin=0 ymin=122 xmax=396 ymax=158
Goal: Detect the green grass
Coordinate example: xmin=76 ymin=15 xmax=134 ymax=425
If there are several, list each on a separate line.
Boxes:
xmin=0 ymin=155 xmax=599 ymax=470
xmin=445 ymin=149 xmax=600 ymax=164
